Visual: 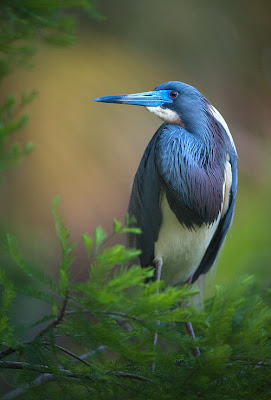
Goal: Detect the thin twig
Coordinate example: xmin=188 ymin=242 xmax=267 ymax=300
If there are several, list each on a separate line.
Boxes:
xmin=0 ymin=361 xmax=55 ymax=374
xmin=106 ymin=370 xmax=152 ymax=383
xmin=67 ymin=308 xmax=143 ymax=324
xmin=229 ymin=354 xmax=271 ymax=363
xmin=43 ymin=343 xmax=92 ymax=367
xmin=0 ymin=360 xmax=152 ymax=383
xmin=73 ymin=346 xmax=106 ymax=362
xmin=0 ymin=292 xmax=69 ymax=361
xmin=0 ymin=340 xmax=32 ymax=360
xmin=2 ymin=373 xmax=55 ymax=400
xmin=2 ymin=347 xmax=107 ymax=399
xmin=182 ymin=353 xmax=271 ymax=386
xmin=100 ymin=310 xmax=143 ymax=323
xmin=36 ymin=291 xmax=69 ymax=338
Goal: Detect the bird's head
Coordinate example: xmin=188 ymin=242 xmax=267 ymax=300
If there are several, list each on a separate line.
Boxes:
xmin=93 ymin=81 xmax=206 ymax=130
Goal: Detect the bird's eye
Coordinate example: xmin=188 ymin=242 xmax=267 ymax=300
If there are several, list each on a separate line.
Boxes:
xmin=170 ymin=90 xmax=178 ymax=99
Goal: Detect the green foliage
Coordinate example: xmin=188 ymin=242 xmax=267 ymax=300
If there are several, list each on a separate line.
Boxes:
xmin=0 ymin=92 xmax=36 ymax=179
xmin=52 ymin=195 xmax=75 ymax=295
xmin=0 ymin=0 xmax=100 ymax=179
xmin=1 ymin=200 xmax=271 ymax=399
xmin=0 ymin=0 xmax=101 ymax=78
xmin=0 ymin=268 xmax=15 ymax=343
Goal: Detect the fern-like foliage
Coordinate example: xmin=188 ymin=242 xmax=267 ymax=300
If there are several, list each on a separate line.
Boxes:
xmin=0 ymin=199 xmax=271 ymax=399
xmin=0 ymin=0 xmax=100 ymax=179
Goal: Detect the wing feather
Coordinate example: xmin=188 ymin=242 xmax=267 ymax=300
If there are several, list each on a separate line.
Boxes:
xmin=192 ymin=146 xmax=237 ymax=282
xmin=128 ymin=129 xmax=163 ymax=268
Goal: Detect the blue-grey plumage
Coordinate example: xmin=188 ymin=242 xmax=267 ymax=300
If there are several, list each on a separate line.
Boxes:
xmin=93 ymin=81 xmax=238 ymax=287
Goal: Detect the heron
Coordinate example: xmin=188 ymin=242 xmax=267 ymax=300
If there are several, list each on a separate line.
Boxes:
xmin=93 ymin=81 xmax=238 ymax=354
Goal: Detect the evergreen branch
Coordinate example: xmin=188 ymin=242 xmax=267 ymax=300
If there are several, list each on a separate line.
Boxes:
xmin=75 ymin=346 xmax=106 ymax=361
xmin=43 ymin=343 xmax=92 ymax=367
xmin=0 ymin=361 xmax=91 ymax=382
xmin=0 ymin=347 xmax=15 ymax=360
xmin=100 ymin=310 xmax=144 ymax=323
xmin=2 ymin=373 xmax=55 ymax=400
xmin=66 ymin=309 xmax=144 ymax=323
xmin=0 ymin=361 xmax=152 ymax=394
xmin=229 ymin=354 xmax=271 ymax=363
xmin=0 ymin=293 xmax=68 ymax=360
xmin=106 ymin=370 xmax=153 ymax=383
xmin=1 ymin=347 xmax=107 ymax=399
xmin=0 ymin=360 xmax=57 ymax=374
xmin=1 ymin=370 xmax=130 ymax=400
xmin=182 ymin=353 xmax=271 ymax=386
xmin=0 ymin=360 xmax=152 ymax=383
xmin=35 ymin=290 xmax=68 ymax=338
xmin=0 ymin=340 xmax=32 ymax=360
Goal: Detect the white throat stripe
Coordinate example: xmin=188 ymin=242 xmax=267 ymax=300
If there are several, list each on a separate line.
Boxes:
xmin=209 ymin=105 xmax=237 ymax=153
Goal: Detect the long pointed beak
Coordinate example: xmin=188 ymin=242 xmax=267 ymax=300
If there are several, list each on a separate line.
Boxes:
xmin=92 ymin=90 xmax=173 ymax=107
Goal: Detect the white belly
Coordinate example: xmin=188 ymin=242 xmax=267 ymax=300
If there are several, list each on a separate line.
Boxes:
xmin=154 ymin=192 xmax=220 ymax=286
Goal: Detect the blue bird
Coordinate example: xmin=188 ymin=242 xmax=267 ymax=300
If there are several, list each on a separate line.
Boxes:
xmin=93 ymin=81 xmax=237 ymax=351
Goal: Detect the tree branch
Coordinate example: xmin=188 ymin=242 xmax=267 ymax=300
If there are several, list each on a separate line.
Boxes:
xmin=36 ymin=290 xmax=68 ymax=338
xmin=0 ymin=292 xmax=69 ymax=361
xmin=43 ymin=343 xmax=92 ymax=367
xmin=67 ymin=308 xmax=143 ymax=323
xmin=0 ymin=360 xmax=152 ymax=383
xmin=0 ymin=340 xmax=32 ymax=360
xmin=1 ymin=347 xmax=107 ymax=399
xmin=106 ymin=370 xmax=152 ymax=383
xmin=2 ymin=373 xmax=55 ymax=400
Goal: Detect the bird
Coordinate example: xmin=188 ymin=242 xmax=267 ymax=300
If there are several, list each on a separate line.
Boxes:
xmin=93 ymin=81 xmax=238 ymax=352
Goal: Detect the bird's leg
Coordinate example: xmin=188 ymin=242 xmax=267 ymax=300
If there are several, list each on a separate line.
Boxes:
xmin=155 ymin=257 xmax=163 ymax=282
xmin=179 ymin=276 xmax=201 ymax=357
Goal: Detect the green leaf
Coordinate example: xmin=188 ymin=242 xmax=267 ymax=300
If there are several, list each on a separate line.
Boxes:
xmin=113 ymin=218 xmax=122 ymax=234
xmin=125 ymin=213 xmax=137 ymax=226
xmin=108 ymin=265 xmax=153 ymax=291
xmin=94 ymin=225 xmax=107 ymax=254
xmin=121 ymin=227 xmax=142 ymax=235
xmin=59 ymin=269 xmax=69 ymax=296
xmin=96 ymin=245 xmax=140 ymax=266
xmin=0 ymin=267 xmax=15 ymax=341
xmin=52 ymin=301 xmax=58 ymax=317
xmin=82 ymin=232 xmax=93 ymax=259
xmin=52 ymin=196 xmax=75 ymax=295
xmin=6 ymin=233 xmax=59 ymax=293
xmin=3 ymin=114 xmax=29 ymax=136
xmin=0 ymin=95 xmax=15 ymax=115
xmin=21 ymin=90 xmax=38 ymax=106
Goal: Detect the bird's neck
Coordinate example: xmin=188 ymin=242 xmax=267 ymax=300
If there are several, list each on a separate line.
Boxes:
xmin=183 ymin=108 xmax=225 ymax=162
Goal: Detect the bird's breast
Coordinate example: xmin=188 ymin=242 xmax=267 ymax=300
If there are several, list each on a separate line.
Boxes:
xmin=154 ymin=191 xmax=220 ymax=286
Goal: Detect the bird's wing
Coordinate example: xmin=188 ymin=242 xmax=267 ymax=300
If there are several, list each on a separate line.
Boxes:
xmin=192 ymin=146 xmax=238 ymax=282
xmin=128 ymin=130 xmax=162 ymax=268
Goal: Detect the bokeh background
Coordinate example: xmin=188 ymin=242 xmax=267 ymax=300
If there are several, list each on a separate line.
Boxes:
xmin=1 ymin=0 xmax=271 ymax=302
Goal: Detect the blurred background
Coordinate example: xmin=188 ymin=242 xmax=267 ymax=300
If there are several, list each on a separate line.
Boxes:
xmin=0 ymin=0 xmax=271 ymax=299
